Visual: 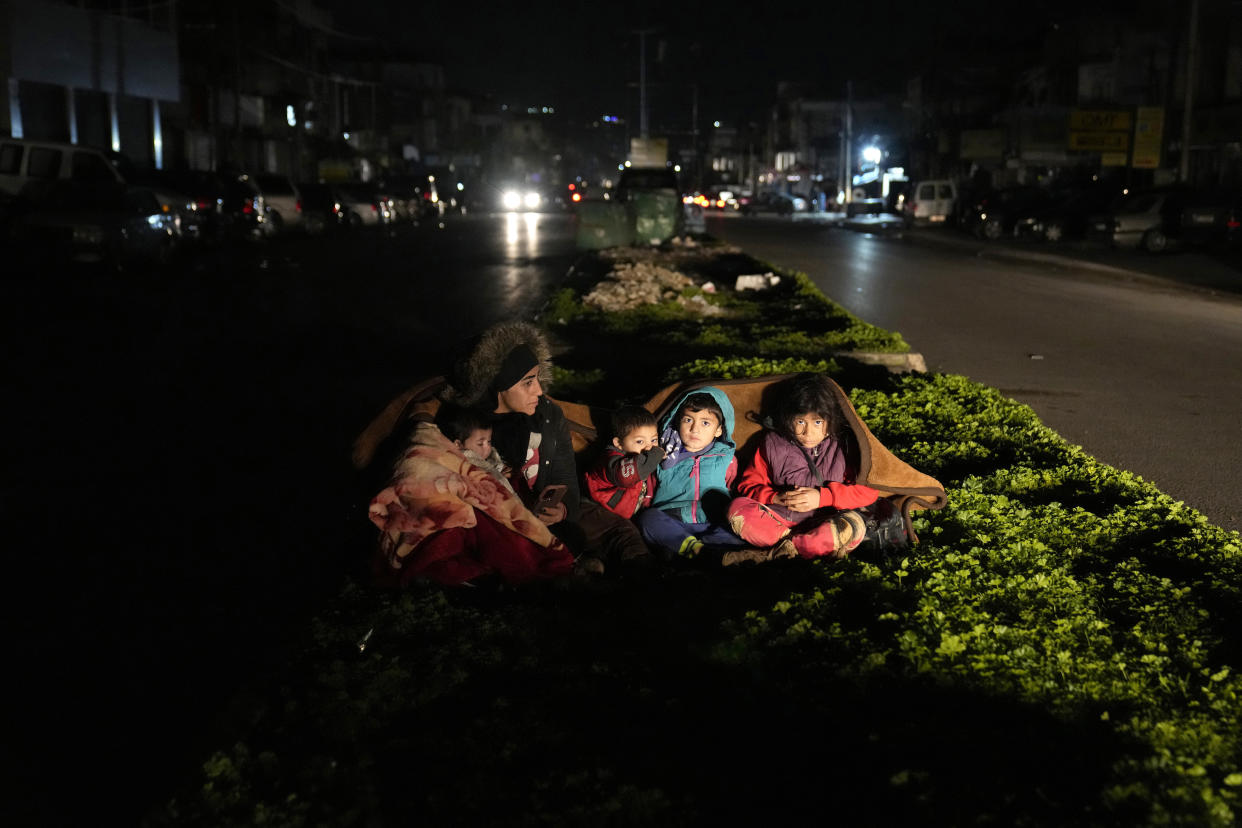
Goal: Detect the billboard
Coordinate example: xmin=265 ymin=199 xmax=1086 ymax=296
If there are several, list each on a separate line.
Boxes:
xmin=629 ymin=138 xmax=668 ymax=168
xmin=1069 ymin=131 xmax=1130 ymax=152
xmin=1068 ymin=110 xmax=1131 ymax=154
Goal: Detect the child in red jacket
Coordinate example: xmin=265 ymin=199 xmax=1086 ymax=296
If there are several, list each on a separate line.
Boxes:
xmin=583 ymin=405 xmax=664 ymax=519
xmin=725 ymin=373 xmax=878 ymax=563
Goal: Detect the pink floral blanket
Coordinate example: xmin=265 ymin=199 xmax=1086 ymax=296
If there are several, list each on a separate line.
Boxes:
xmin=369 ymin=423 xmax=571 ymax=581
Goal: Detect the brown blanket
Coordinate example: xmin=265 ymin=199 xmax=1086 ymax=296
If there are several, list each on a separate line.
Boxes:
xmin=354 ymin=373 xmax=948 ymax=542
xmin=643 ymin=376 xmax=948 ymax=538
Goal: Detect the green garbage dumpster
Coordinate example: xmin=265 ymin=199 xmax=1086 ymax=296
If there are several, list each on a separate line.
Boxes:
xmin=630 ymin=190 xmax=681 ymax=244
xmin=574 ymin=200 xmax=633 ymax=249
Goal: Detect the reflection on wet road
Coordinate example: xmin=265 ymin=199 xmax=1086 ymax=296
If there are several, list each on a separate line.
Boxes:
xmin=504 ymin=211 xmax=542 ymax=259
xmin=278 ymin=212 xmax=579 ymax=372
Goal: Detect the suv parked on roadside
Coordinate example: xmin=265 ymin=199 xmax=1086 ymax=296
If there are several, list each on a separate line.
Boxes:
xmin=904 ymin=179 xmax=957 ymax=225
xmin=0 ymin=138 xmax=125 ymax=195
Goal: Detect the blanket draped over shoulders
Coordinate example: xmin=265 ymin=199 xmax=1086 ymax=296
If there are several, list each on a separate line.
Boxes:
xmin=369 ymin=422 xmax=573 ymax=583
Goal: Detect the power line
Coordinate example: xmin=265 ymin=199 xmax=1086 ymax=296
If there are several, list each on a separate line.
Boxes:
xmin=268 ymin=0 xmax=375 ymax=42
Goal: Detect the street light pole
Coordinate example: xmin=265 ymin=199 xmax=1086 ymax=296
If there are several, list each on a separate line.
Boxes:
xmin=691 ymin=81 xmax=699 ymax=189
xmin=844 ymin=80 xmax=853 ymax=207
xmin=1178 ymin=0 xmax=1200 ymax=183
xmin=634 ymin=28 xmax=658 ymax=140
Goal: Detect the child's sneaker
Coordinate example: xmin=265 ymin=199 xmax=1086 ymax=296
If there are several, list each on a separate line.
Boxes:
xmin=721 ymin=537 xmax=799 ymax=567
xmin=836 ymin=511 xmax=867 ymax=557
xmin=727 ymin=499 xmax=792 ymax=547
xmin=771 ymin=537 xmax=799 ymax=560
xmin=573 ymin=555 xmax=606 ymax=576
xmin=720 ymin=546 xmax=769 ymax=567
xmin=792 ymin=511 xmax=867 ymax=559
xmin=677 ymin=537 xmax=706 ymax=559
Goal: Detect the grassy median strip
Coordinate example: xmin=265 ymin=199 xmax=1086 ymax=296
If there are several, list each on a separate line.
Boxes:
xmin=156 ymin=241 xmax=1242 ymax=827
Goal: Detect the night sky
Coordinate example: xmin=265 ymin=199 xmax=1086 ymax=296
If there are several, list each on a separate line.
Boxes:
xmin=323 ymin=0 xmax=1138 ymax=126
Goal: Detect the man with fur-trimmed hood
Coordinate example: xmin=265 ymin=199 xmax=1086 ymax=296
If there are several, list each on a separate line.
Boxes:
xmin=442 ymin=321 xmax=650 ymax=572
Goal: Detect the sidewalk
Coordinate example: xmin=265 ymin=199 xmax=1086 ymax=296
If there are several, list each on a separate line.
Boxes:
xmin=796 ymin=210 xmax=1242 ymax=298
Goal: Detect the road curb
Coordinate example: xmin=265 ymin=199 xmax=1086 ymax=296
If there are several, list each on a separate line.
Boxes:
xmin=889 ymin=225 xmax=1241 ymax=298
xmin=903 ymin=229 xmax=1164 ymax=282
xmin=834 ymin=350 xmax=927 ymax=373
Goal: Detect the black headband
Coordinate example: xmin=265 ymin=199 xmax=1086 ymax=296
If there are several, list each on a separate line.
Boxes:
xmin=490 ymin=345 xmax=539 ymax=395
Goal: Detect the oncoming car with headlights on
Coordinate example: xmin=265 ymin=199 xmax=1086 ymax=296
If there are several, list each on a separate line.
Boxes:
xmin=500 ymin=186 xmax=546 ymax=212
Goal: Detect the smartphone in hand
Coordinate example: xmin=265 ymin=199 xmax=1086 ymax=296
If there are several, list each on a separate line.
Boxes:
xmin=534 ymin=484 xmax=567 ymax=512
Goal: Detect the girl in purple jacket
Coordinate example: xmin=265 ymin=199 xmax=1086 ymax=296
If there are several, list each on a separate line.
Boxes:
xmin=725 ymin=373 xmax=878 ymax=562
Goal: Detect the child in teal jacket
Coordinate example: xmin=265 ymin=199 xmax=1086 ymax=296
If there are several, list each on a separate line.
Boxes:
xmin=636 ymin=386 xmax=750 ymax=559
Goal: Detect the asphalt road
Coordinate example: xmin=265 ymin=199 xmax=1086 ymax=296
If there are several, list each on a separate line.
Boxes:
xmin=707 ymin=213 xmax=1242 ymax=533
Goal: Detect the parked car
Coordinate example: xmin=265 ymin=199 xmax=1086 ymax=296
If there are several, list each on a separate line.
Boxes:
xmin=705 ymin=188 xmax=742 ymax=211
xmin=137 ymin=169 xmax=267 ymax=241
xmin=1177 ymin=189 xmax=1242 ymax=250
xmin=250 ymin=173 xmax=303 ymax=233
xmin=1013 ymin=185 xmax=1125 ymax=242
xmin=847 ymin=196 xmax=887 ymax=217
xmin=961 ymin=186 xmax=1055 ymax=240
xmin=377 ymin=173 xmax=441 ymax=222
xmin=904 ymin=179 xmax=957 ymax=225
xmin=429 ymin=167 xmax=468 ymax=214
xmin=1091 ymin=187 xmax=1242 ymax=253
xmin=740 ymin=191 xmax=801 ymax=216
xmin=1089 ymin=189 xmax=1191 ymax=252
xmin=119 ymin=168 xmax=216 ymax=242
xmin=297 ymin=182 xmax=347 ymax=235
xmin=0 ymin=137 xmax=125 ymax=196
xmin=7 ymin=179 xmax=181 ymax=270
xmin=334 ymin=181 xmax=393 ymax=226
xmin=0 ymin=188 xmax=27 ymax=239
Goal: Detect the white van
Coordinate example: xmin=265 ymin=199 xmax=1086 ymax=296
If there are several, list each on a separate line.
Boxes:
xmin=905 ymin=179 xmax=958 ymax=224
xmin=0 ymin=138 xmax=125 ymax=196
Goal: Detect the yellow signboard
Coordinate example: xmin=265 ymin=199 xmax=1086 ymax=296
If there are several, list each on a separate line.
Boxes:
xmin=629 ymin=138 xmax=668 ymax=167
xmin=1101 ymin=152 xmax=1129 ymax=167
xmin=1132 ymin=106 xmax=1165 ymax=169
xmin=1069 ymin=131 xmax=1130 ymax=152
xmin=1069 ymin=110 xmax=1133 ymax=131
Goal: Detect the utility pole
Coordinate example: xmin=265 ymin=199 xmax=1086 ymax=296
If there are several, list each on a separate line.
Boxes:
xmin=232 ymin=2 xmax=242 ymax=166
xmin=1178 ymin=0 xmax=1200 ymax=183
xmin=691 ymin=82 xmax=699 ymax=189
xmin=844 ymin=80 xmax=853 ymax=208
xmin=633 ymin=28 xmax=658 ymax=139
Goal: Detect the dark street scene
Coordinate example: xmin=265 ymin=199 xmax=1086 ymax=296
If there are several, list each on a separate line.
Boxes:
xmin=4 ymin=0 xmax=1242 ymax=825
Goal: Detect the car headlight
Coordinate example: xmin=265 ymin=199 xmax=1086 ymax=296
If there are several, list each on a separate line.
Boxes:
xmin=502 ymin=190 xmax=522 ymax=210
xmin=523 ymin=191 xmax=541 ymax=209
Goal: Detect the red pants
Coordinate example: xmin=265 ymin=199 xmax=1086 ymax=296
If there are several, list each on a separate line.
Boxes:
xmin=377 ymin=510 xmax=574 ymax=587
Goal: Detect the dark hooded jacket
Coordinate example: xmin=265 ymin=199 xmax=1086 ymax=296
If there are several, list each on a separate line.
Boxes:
xmin=441 ymin=321 xmax=582 ymax=521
